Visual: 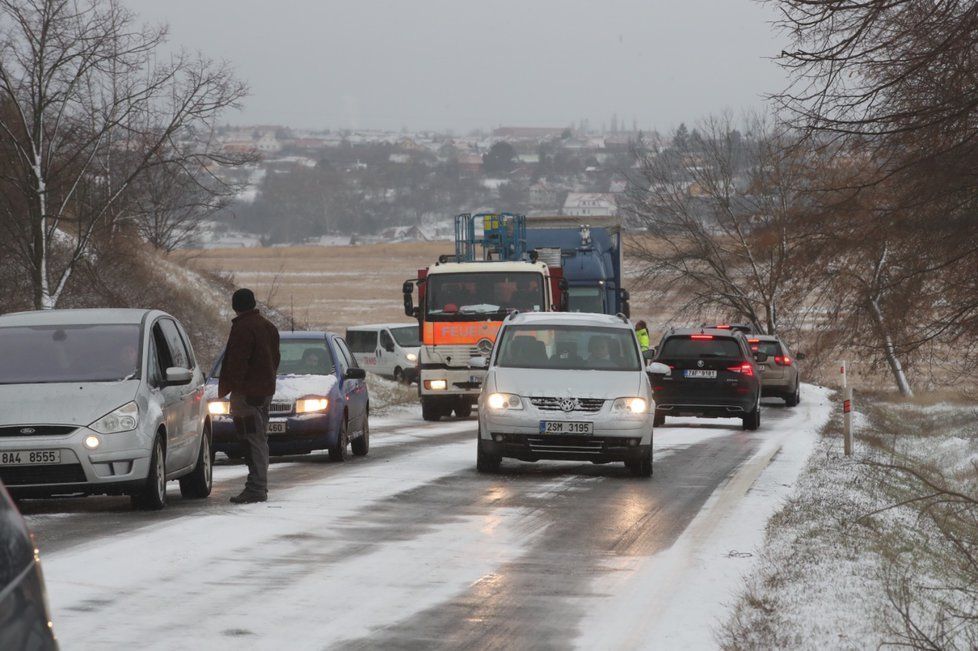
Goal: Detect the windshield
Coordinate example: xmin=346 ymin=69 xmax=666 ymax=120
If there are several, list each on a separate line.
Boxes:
xmin=495 ymin=324 xmax=641 ymax=371
xmin=213 ymin=339 xmax=334 ymax=377
xmin=567 ymin=287 xmax=604 ymax=313
xmin=390 ymin=326 xmax=420 ymax=347
xmin=426 ymin=272 xmax=544 ymax=320
xmin=0 ymin=324 xmax=141 ymax=384
xmin=659 ymin=336 xmax=742 ymax=359
xmin=749 ymin=340 xmax=782 ymax=357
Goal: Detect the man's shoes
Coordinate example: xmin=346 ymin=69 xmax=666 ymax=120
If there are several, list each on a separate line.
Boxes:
xmin=230 ymin=490 xmax=267 ymax=504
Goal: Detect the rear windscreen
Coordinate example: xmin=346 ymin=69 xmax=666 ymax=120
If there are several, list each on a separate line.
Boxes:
xmin=750 ymin=341 xmax=782 ymax=357
xmin=659 ymin=336 xmax=741 ymax=359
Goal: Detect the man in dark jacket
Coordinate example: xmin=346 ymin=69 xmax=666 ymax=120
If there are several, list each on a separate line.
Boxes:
xmin=218 ymin=288 xmax=280 ymax=503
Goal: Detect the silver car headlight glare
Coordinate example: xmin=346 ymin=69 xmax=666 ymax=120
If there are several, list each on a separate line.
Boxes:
xmin=90 ymin=401 xmax=139 ymax=434
xmin=611 ymin=397 xmax=648 ymax=416
xmin=487 ymin=392 xmax=523 ymax=411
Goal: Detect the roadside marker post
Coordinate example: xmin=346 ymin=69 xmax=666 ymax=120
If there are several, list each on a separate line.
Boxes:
xmin=841 ymin=361 xmax=853 ymax=456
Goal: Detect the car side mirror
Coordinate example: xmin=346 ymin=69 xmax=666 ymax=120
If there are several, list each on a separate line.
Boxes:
xmin=344 ymin=368 xmax=367 ymax=380
xmin=646 ymin=362 xmax=671 ymax=376
xmin=754 ymin=351 xmax=769 ymax=363
xmin=164 ymin=367 xmax=193 ymax=386
xmin=795 ymin=352 xmax=807 ymax=361
xmin=469 ymin=356 xmax=487 ymax=369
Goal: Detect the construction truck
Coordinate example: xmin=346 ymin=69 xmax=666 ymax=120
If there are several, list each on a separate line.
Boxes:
xmin=403 ymin=213 xmax=564 ymax=421
xmin=525 ymin=215 xmax=630 ymax=317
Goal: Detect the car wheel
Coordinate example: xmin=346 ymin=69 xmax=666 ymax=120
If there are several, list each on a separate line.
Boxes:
xmin=628 ymin=448 xmax=653 ymax=478
xmin=394 ymin=367 xmax=406 ymax=384
xmin=742 ymin=398 xmax=761 ymax=431
xmin=653 ymin=411 xmax=665 ymax=428
xmin=329 ymin=417 xmax=350 ymax=462
xmin=421 ymin=398 xmax=442 ymax=422
xmin=133 ymin=435 xmax=167 ymax=510
xmin=351 ymin=411 xmax=370 ymax=456
xmin=454 ymin=399 xmax=473 ymax=419
xmin=476 ymin=439 xmax=501 ymax=473
xmin=785 ymin=383 xmax=800 ymax=407
xmin=179 ymin=431 xmax=213 ymax=499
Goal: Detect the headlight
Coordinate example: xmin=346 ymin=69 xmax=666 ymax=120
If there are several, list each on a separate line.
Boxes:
xmin=425 ymin=379 xmax=448 ymax=391
xmin=296 ymin=397 xmax=329 ymax=414
xmin=208 ymin=400 xmax=230 ymax=416
xmin=90 ymin=401 xmax=139 ymax=434
xmin=406 ymin=352 xmax=418 ymax=362
xmin=612 ymin=397 xmax=648 ymax=415
xmin=487 ymin=392 xmax=523 ymax=410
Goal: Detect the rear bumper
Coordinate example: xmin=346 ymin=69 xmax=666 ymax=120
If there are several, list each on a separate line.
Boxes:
xmin=653 ymin=390 xmax=757 ymax=417
xmin=480 ymin=435 xmax=649 ymax=464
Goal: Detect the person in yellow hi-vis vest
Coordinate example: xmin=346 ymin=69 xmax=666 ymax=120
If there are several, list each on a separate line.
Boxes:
xmin=634 ymin=320 xmax=651 ymax=352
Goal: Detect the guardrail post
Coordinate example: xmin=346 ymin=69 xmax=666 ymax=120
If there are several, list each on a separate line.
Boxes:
xmin=841 ymin=361 xmax=853 ymax=456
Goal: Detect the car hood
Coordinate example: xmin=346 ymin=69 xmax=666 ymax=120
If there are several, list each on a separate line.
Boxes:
xmin=0 ymin=381 xmax=139 ymax=427
xmin=491 ymin=368 xmax=642 ymax=399
xmin=204 ymin=374 xmax=338 ymax=402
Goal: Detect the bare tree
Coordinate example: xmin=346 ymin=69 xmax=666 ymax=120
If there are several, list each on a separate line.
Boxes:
xmin=624 ymin=114 xmax=821 ymax=335
xmin=0 ymin=0 xmax=247 ymax=309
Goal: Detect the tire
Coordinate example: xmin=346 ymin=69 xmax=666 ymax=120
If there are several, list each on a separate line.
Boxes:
xmin=179 ymin=431 xmax=213 ymax=499
xmin=653 ymin=411 xmax=665 ymax=428
xmin=133 ymin=435 xmax=167 ymax=510
xmin=454 ymin=399 xmax=473 ymax=419
xmin=421 ymin=398 xmax=442 ymax=422
xmin=329 ymin=417 xmax=350 ymax=462
xmin=785 ymin=383 xmax=800 ymax=408
xmin=351 ymin=411 xmax=369 ymax=456
xmin=742 ymin=398 xmax=761 ymax=431
xmin=476 ymin=440 xmax=501 ymax=473
xmin=628 ymin=447 xmax=653 ymax=478
xmin=394 ymin=367 xmax=405 ymax=384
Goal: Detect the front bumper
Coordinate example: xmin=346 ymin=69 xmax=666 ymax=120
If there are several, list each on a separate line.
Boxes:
xmin=0 ymin=425 xmax=153 ymax=496
xmin=211 ymin=412 xmax=341 ymax=456
xmin=419 ymin=368 xmax=485 ymax=397
xmin=480 ymin=405 xmax=652 ymax=463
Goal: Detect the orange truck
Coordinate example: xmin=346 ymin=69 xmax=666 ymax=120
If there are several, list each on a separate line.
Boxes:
xmin=403 ymin=213 xmax=563 ymax=421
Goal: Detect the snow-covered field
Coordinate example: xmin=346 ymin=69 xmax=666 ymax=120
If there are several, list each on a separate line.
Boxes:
xmin=31 ymin=386 xmax=833 ymax=649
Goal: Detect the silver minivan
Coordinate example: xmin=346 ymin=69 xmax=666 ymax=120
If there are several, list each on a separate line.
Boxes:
xmin=0 ymin=309 xmax=212 ymax=510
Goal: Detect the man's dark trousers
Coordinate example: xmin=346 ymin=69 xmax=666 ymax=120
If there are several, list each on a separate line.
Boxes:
xmin=230 ymin=393 xmax=272 ymax=495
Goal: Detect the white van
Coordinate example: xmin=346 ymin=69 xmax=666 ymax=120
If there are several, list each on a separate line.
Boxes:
xmin=345 ymin=323 xmax=420 ymax=384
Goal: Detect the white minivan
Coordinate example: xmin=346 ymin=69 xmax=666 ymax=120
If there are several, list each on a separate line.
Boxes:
xmin=346 ymin=323 xmax=420 ymax=384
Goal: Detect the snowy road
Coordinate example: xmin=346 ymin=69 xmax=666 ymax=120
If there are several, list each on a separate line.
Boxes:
xmin=21 ymin=387 xmax=832 ymax=650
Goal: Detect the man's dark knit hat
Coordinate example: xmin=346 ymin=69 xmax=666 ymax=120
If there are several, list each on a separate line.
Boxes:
xmin=232 ymin=288 xmax=257 ymax=313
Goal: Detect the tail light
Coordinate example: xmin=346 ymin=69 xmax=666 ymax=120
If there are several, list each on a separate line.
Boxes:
xmin=690 ymin=334 xmax=714 ymax=340
xmin=727 ymin=362 xmax=754 ymax=376
xmin=774 ymin=356 xmax=792 ymax=366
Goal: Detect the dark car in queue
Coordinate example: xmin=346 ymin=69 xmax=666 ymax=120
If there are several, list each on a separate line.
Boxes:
xmin=747 ymin=335 xmax=804 ymax=407
xmin=0 ymin=480 xmax=58 ymax=650
xmin=649 ymin=328 xmax=764 ymax=431
xmin=205 ymin=331 xmax=370 ymax=462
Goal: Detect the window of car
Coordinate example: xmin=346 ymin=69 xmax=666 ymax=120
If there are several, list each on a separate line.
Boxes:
xmin=158 ymin=319 xmax=191 ymax=369
xmin=494 ymin=324 xmax=641 ymax=371
xmin=276 ymin=339 xmax=334 ymax=376
xmin=379 ymin=330 xmax=395 ymax=352
xmin=335 ymin=338 xmax=358 ymax=370
xmin=346 ymin=330 xmax=378 ymax=354
xmin=151 ymin=323 xmax=175 ymax=371
xmin=749 ymin=340 xmax=782 ymax=357
xmin=390 ymin=325 xmax=420 ymax=347
xmin=0 ymin=489 xmax=33 ymax=589
xmin=0 ymin=324 xmax=142 ymax=384
xmin=658 ymin=335 xmax=743 ymax=359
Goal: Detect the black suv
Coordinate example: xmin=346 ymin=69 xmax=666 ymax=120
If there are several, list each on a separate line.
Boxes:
xmin=647 ymin=328 xmax=763 ymax=430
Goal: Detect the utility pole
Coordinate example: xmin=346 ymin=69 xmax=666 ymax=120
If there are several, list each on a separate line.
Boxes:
xmin=842 ymin=361 xmax=853 ymax=456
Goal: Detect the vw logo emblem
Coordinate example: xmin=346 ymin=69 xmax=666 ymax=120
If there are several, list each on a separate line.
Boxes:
xmin=476 ymin=338 xmax=494 ymax=356
xmin=19 ymin=427 xmax=36 ymax=435
xmin=559 ymin=398 xmax=579 ymax=413
xmin=697 ymin=360 xmax=705 ymax=368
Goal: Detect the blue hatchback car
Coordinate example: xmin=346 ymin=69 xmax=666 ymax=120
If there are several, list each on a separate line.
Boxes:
xmin=205 ymin=331 xmax=370 ymax=461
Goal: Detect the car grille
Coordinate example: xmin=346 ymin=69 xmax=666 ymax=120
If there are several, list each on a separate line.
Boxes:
xmin=526 ymin=435 xmax=606 ymax=455
xmin=0 ymin=464 xmax=87 ymax=486
xmin=269 ymin=401 xmax=294 ymax=416
xmin=427 ymin=345 xmax=481 ymax=364
xmin=0 ymin=425 xmax=77 ymax=438
xmin=529 ymin=397 xmax=605 ymax=413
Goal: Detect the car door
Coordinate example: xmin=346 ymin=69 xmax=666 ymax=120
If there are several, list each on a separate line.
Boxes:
xmin=155 ymin=319 xmax=197 ymax=471
xmin=377 ymin=329 xmax=396 ymax=377
xmin=335 ymin=338 xmax=367 ymax=433
xmin=148 ymin=323 xmax=183 ymax=473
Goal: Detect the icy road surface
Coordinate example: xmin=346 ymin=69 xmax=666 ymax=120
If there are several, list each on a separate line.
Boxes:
xmin=21 ymin=386 xmax=832 ymax=650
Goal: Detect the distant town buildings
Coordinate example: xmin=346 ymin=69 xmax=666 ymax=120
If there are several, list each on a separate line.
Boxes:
xmin=562 ymin=192 xmax=618 ymax=217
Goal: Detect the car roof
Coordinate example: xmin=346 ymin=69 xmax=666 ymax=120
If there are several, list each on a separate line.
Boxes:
xmin=747 ymin=334 xmax=780 ymax=342
xmin=279 ymin=330 xmax=339 ymax=340
xmin=665 ymin=327 xmax=744 ymax=338
xmin=346 ymin=323 xmax=416 ymax=331
xmin=505 ymin=311 xmax=632 ymax=329
xmin=0 ymin=308 xmax=158 ymax=327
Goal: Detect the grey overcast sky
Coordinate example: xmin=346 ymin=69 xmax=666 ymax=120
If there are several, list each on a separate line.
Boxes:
xmin=123 ymin=0 xmax=787 ymax=133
